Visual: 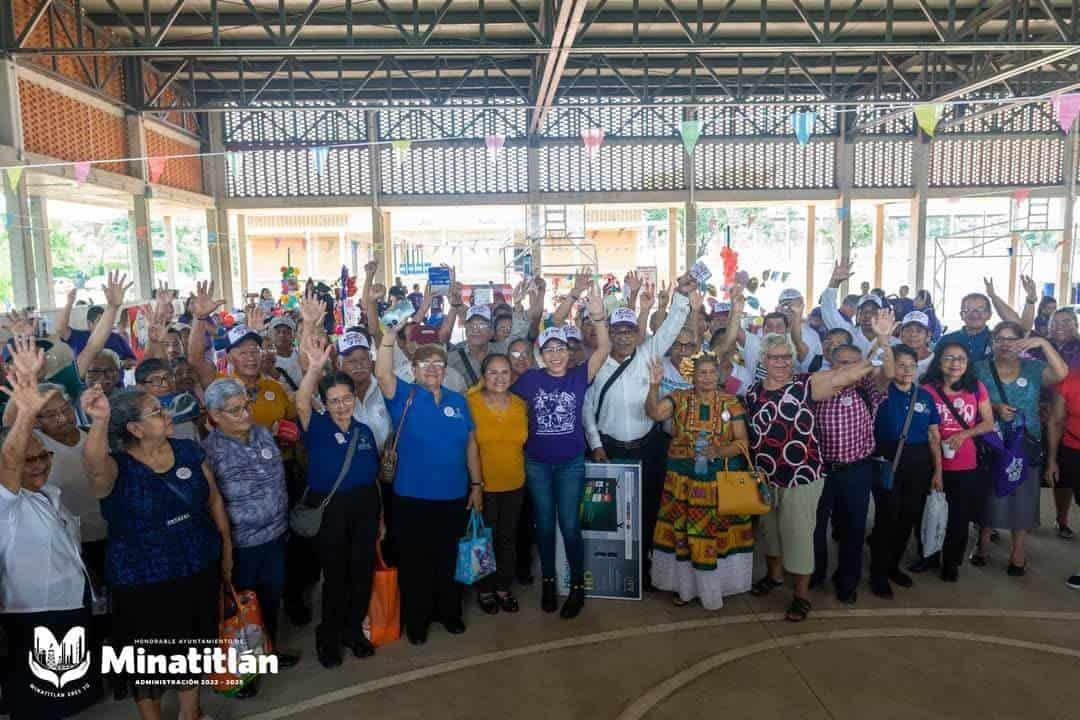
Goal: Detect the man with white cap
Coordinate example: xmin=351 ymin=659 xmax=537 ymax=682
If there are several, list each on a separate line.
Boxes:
xmin=583 ymin=274 xmax=701 ymax=586
xmin=714 ymin=287 xmax=820 ymax=379
xmin=448 ymin=304 xmax=497 ymax=387
xmin=270 ymin=315 xmax=303 ymax=391
xmin=336 ymin=330 xmax=390 ymax=450
xmin=898 ymin=310 xmax=935 ymax=380
xmin=820 ymin=260 xmax=888 ymax=357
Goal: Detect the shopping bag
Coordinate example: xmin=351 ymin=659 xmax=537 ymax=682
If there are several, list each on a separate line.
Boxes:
xmin=982 ymin=413 xmax=1036 ymax=498
xmin=211 ymin=583 xmax=273 ymax=696
xmin=363 ymin=543 xmax=401 ymax=647
xmin=920 ymin=491 xmax=948 ymax=558
xmin=454 ymin=509 xmax=496 ymax=585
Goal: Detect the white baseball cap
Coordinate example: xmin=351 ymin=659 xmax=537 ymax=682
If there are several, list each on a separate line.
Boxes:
xmin=226 ymin=325 xmax=262 ymax=351
xmin=465 ymin=305 xmax=493 ymax=324
xmin=270 ymin=316 xmax=297 ymax=331
xmin=901 ymin=310 xmax=930 ymax=329
xmin=337 ymin=331 xmax=371 ymax=355
xmin=858 ymin=294 xmax=884 ymax=309
xmin=609 ymin=307 xmax=639 ymax=327
xmin=778 ymin=288 xmax=803 ymax=304
xmin=538 ymin=326 xmax=568 ymax=350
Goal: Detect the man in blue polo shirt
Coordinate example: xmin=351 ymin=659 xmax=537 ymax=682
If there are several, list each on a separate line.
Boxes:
xmin=937 ymin=292 xmax=995 ymax=362
xmin=56 ymin=290 xmax=136 ymax=362
xmin=870 ymin=344 xmax=943 ymax=598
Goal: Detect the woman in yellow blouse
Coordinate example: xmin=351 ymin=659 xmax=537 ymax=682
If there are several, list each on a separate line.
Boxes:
xmin=466 ymin=353 xmax=529 ymax=614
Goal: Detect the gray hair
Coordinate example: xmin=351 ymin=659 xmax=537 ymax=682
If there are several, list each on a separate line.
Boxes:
xmin=204 ymin=378 xmax=247 ymax=412
xmin=37 ymin=382 xmax=71 ymax=403
xmin=92 ymin=349 xmax=121 ymax=367
xmin=760 ymin=332 xmax=796 ymax=358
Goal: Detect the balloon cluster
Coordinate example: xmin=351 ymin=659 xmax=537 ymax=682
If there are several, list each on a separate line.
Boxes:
xmin=279 ymin=265 xmax=301 ymax=309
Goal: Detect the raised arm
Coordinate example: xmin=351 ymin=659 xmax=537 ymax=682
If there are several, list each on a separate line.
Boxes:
xmin=645 ymin=360 xmax=676 ymax=422
xmin=79 ymin=384 xmax=119 ymax=498
xmin=983 ymin=277 xmax=1023 ymax=326
xmin=871 ymin=308 xmax=897 ymax=390
xmin=142 ymin=284 xmax=175 ymax=361
xmin=635 ymin=282 xmax=655 ymax=343
xmin=0 ymin=366 xmax=59 ymax=494
xmin=585 ymin=284 xmax=612 ymax=383
xmin=187 ymin=280 xmax=225 ymax=389
xmin=296 ymin=290 xmax=327 ymax=374
xmin=623 ymin=271 xmax=643 ymax=321
xmin=649 ymin=281 xmax=670 ymax=334
xmin=809 ymin=358 xmax=875 ymax=402
xmin=644 ymin=274 xmax=697 ymax=361
xmin=1045 ymin=391 xmax=1065 ymax=488
xmin=411 ymin=282 xmax=433 ymax=324
xmin=786 ymin=296 xmax=810 ymax=363
xmin=820 ymin=260 xmax=855 ymax=331
xmin=1018 ymin=275 xmax=1038 ymax=333
xmin=375 ymin=319 xmax=404 ymax=399
xmin=713 ymin=287 xmax=745 ymax=361
xmin=56 ymin=287 xmax=77 ymax=342
xmin=361 ymin=261 xmax=382 ymax=344
xmin=296 ymin=333 xmax=332 ymax=431
xmin=524 ymin=278 xmax=546 ymax=341
xmin=553 ymin=268 xmax=591 ymax=328
xmin=1016 ymin=335 xmax=1069 ymax=386
xmin=77 ymin=270 xmax=132 ymax=379
xmin=438 ymin=278 xmax=466 ymax=345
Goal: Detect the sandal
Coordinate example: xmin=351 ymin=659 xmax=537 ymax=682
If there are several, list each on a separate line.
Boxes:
xmin=785 ymin=596 xmax=812 ymax=623
xmin=671 ymin=594 xmax=694 ymax=607
xmin=751 ymin=576 xmax=784 ymax=597
xmin=496 ymin=592 xmax=520 ymax=613
xmin=969 ymin=553 xmax=987 ymax=568
xmin=477 ymin=592 xmax=500 ymax=615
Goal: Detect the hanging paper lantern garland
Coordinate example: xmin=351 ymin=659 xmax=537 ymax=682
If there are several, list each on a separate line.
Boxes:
xmin=914 ymin=103 xmax=944 ymax=137
xmin=679 ymin=120 xmax=702 ymax=156
xmin=1052 ymin=93 xmax=1080 ymax=133
xmin=581 ymin=127 xmax=604 ymax=159
xmin=791 ymin=110 xmax=816 ymax=146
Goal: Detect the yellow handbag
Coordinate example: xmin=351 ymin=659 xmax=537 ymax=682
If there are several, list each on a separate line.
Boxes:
xmin=715 ymin=445 xmax=774 ymax=516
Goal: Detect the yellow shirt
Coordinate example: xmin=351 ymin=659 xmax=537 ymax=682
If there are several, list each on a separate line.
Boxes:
xmin=466 ymin=389 xmax=527 ymax=493
xmin=218 ymin=373 xmax=296 ymax=428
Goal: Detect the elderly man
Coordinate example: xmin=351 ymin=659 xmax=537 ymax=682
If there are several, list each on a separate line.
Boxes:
xmin=448 ymin=305 xmax=497 ymax=386
xmin=820 ymin=260 xmax=888 ymax=357
xmin=56 ymin=288 xmax=136 ymax=363
xmin=811 ymin=310 xmax=896 ymax=605
xmin=270 ymin=316 xmax=303 ymax=390
xmin=584 ymin=275 xmax=699 ymax=587
xmin=898 ymin=311 xmax=935 ymax=379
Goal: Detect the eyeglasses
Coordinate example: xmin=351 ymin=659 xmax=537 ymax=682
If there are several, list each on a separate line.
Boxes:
xmin=960 ymin=306 xmax=990 ymax=316
xmin=219 ymin=402 xmax=251 ymax=419
xmin=37 ymin=405 xmax=74 ymax=423
xmin=672 ymin=342 xmax=698 ymax=351
xmin=895 ymin=363 xmax=918 ymax=372
xmin=416 ymin=360 xmax=446 ymax=370
xmin=24 ymin=451 xmax=53 ymax=466
xmin=765 ymin=354 xmax=793 ymax=364
xmin=141 ymin=406 xmax=168 ymax=420
xmin=232 ymin=348 xmax=260 ymax=359
xmin=542 ymin=345 xmax=569 ymax=355
xmin=326 ymin=395 xmax=356 ymax=408
xmin=142 ymin=374 xmax=172 ymax=388
xmin=509 ymin=350 xmax=527 ymax=359
xmin=941 ymin=354 xmax=967 ymax=364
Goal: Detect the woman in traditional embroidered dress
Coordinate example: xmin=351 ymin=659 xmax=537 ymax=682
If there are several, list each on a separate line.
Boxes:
xmin=645 ymin=353 xmax=754 ymax=609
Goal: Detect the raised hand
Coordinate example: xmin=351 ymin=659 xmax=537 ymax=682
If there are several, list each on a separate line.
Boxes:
xmin=648 ymin=359 xmax=664 ymax=385
xmin=247 ymin=303 xmax=267 ymax=331
xmin=299 ymin=290 xmax=326 ymax=329
xmin=623 ymin=271 xmax=643 ymax=294
xmin=192 ymin=280 xmax=225 ymax=319
xmin=983 ymin=277 xmax=996 ymax=297
xmin=527 ymin=279 xmax=546 ymax=319
xmin=638 ymin=282 xmax=655 ymax=309
xmin=572 ymin=268 xmax=592 ymax=296
xmin=830 ymin=259 xmax=854 ymax=288
xmin=301 ymin=332 xmax=332 ymax=369
xmin=585 ymin=282 xmax=605 ymax=320
xmin=657 ymin=280 xmax=670 ymax=309
xmin=8 ymin=334 xmax=45 ymax=381
xmin=730 ymin=285 xmax=746 ymax=316
xmin=364 ymin=260 xmax=378 ymax=278
xmin=688 ymin=289 xmax=704 ymax=314
xmin=675 ymin=272 xmax=698 ymax=296
xmin=103 ymin=270 xmax=133 ymax=308
xmin=0 ymin=366 xmax=58 ymax=418
xmin=449 ymin=280 xmax=464 ymax=306
xmin=65 ymin=287 xmax=78 ymax=307
xmin=871 ymin=306 xmax=897 ymax=339
xmin=4 ymin=309 xmax=37 ymax=338
xmin=1021 ymin=274 xmax=1037 ymax=301
xmin=79 ymin=383 xmax=111 ymax=423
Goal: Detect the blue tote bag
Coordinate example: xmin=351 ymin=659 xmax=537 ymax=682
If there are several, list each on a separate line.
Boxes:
xmin=454 ymin=509 xmax=496 ymax=585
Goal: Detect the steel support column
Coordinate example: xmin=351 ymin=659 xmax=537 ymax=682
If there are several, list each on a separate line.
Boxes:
xmin=130 ymin=197 xmax=154 ymax=301
xmin=910 ymin=137 xmax=931 ymax=291
xmin=206 ymin=112 xmax=235 ymax=307
xmin=835 ymin=126 xmax=854 ymax=297
xmin=1061 ymin=121 xmax=1078 ymax=304
xmin=236 ymin=213 xmax=249 ymax=298
xmin=1 ymin=58 xmax=36 ymax=309
xmin=806 ymin=204 xmax=817 ymax=301
xmin=365 ymin=108 xmax=391 ymax=289
xmin=29 ymin=196 xmax=53 ymax=308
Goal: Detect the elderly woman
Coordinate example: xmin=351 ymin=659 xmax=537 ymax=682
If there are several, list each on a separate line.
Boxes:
xmin=969 ymin=322 xmax=1067 ymax=575
xmin=295 ymin=335 xmax=382 ymax=666
xmin=921 ymin=343 xmax=996 ymax=581
xmin=645 ymin=353 xmax=754 ymax=609
xmin=744 ymin=333 xmax=879 ymax=622
xmin=81 ymin=385 xmax=231 ymax=719
xmin=202 ymin=378 xmax=296 ymax=693
xmin=374 ymin=320 xmax=483 ymax=645
xmin=1 ymin=367 xmax=101 ymax=719
xmin=511 ymin=287 xmax=610 ymax=620
xmin=507 ymin=337 xmax=534 ymax=381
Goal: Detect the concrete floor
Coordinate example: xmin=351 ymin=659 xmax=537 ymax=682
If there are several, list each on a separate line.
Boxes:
xmin=81 ymin=490 xmax=1080 ymax=720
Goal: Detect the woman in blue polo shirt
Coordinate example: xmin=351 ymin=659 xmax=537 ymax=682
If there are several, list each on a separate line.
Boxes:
xmin=374 ymin=320 xmax=483 ymax=646
xmin=296 ymin=336 xmax=381 ymax=668
xmin=869 ymin=344 xmax=943 ymax=598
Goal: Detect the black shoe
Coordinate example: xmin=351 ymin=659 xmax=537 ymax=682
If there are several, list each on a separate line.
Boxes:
xmin=235 ymin=676 xmax=261 ymax=699
xmin=497 ymin=592 xmax=520 ymax=613
xmin=541 ymin=577 xmax=558 ymax=613
xmin=941 ymin=564 xmax=959 ymax=583
xmin=348 ymin=637 xmax=375 ymax=659
xmin=808 ymin=573 xmax=825 ymax=590
xmin=560 ymin=584 xmax=586 ymax=619
xmin=442 ymin=617 xmax=466 ymax=634
xmin=316 ymin=641 xmax=342 ymax=668
xmin=517 ymin=569 xmax=535 ymax=586
xmin=870 ymin=576 xmax=893 ymax=599
xmin=477 ymin=592 xmax=500 ymax=615
xmin=1007 ymin=563 xmax=1026 ymax=577
xmin=836 ymin=588 xmax=858 ymax=605
xmin=406 ymin=626 xmax=428 ymax=645
xmin=908 ymin=554 xmax=941 ymax=573
xmin=275 ymin=652 xmax=301 ymax=669
xmin=285 ymin=602 xmax=313 ymax=627
xmin=889 ymin=570 xmax=913 ymax=588
xmin=111 ymin=677 xmax=129 ymax=702
xmin=969 ymin=552 xmax=987 ymax=567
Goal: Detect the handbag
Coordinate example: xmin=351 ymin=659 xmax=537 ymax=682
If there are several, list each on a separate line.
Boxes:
xmin=379 ymin=388 xmax=416 ymax=483
xmin=715 ymin=445 xmax=773 ymax=516
xmin=454 ymin=509 xmax=496 ymax=585
xmin=363 ymin=542 xmax=401 ymax=647
xmin=210 ymin=583 xmax=272 ymax=695
xmin=289 ymin=428 xmax=359 ymax=538
xmin=981 ymin=411 xmax=1033 ymax=498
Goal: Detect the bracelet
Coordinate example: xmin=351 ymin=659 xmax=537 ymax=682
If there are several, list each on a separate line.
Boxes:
xmin=471 ymin=482 xmax=483 ymax=488
xmin=451 ymin=303 xmax=464 ymax=308
xmin=1025 ymin=297 xmax=1037 ymax=304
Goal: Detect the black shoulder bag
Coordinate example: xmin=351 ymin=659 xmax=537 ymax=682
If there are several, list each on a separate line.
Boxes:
xmin=457 ymin=347 xmax=480 ymax=387
xmin=936 ymin=383 xmax=991 ymax=468
xmin=594 ymin=349 xmax=636 ymax=425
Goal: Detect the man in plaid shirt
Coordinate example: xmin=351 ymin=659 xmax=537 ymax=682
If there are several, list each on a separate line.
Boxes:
xmin=811 ymin=310 xmax=896 ymax=604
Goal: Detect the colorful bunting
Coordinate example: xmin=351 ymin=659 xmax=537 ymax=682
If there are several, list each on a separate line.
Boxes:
xmin=836 ymin=206 xmax=849 ymax=221
xmin=484 ymin=134 xmax=506 ymax=161
xmin=5 ymin=166 xmax=24 ymax=190
xmin=147 ymin=156 xmax=167 ymax=183
xmin=226 ymin=151 xmax=244 ymax=176
xmin=914 ymin=104 xmax=944 ymax=137
xmin=1052 ymin=93 xmax=1080 ymax=133
xmin=581 ymin=127 xmax=605 ymax=159
xmin=679 ymin=120 xmax=702 ymax=156
xmin=791 ymin=110 xmax=816 ymax=146
xmin=311 ymin=146 xmax=329 ymax=174
xmin=1013 ymin=188 xmax=1031 ymax=203
xmin=391 ymin=139 xmax=412 ymax=165
xmin=73 ymin=161 xmax=91 ymax=183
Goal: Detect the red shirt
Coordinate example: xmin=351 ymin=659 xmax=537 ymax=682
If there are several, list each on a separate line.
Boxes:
xmin=1057 ymin=370 xmax=1080 ymax=451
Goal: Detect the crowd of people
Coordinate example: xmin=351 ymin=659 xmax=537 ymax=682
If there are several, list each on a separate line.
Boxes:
xmin=1 ymin=256 xmax=1079 ymax=719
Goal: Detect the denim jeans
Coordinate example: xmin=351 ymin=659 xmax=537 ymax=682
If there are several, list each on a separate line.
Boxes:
xmin=525 ymin=456 xmax=586 ymax=583
xmin=813 ymin=458 xmax=873 ymax=596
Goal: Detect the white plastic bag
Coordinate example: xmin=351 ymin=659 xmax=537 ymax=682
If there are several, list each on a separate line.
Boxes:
xmin=921 ymin=490 xmax=948 ymax=558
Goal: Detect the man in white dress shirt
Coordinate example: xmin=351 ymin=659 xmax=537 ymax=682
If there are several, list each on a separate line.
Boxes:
xmin=819 ymin=260 xmax=887 ymax=357
xmin=584 ymin=275 xmax=700 ymax=586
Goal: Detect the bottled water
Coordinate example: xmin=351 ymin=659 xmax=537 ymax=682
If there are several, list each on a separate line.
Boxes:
xmin=694 ymin=431 xmax=709 ymax=476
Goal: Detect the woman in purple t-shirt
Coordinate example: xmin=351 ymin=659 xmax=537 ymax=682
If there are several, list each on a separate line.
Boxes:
xmin=511 ymin=288 xmax=610 ymax=620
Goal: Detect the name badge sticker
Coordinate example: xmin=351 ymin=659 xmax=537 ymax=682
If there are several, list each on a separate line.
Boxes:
xmin=841 ymin=396 xmax=854 ymax=407
xmin=334 ymin=432 xmax=346 ymax=445
xmin=260 ymin=447 xmax=274 ymax=460
xmin=444 ymin=406 xmax=456 ymax=418
xmin=915 ymin=402 xmax=926 ymax=413
xmin=264 ymin=390 xmax=276 ymax=401
xmin=1016 ymin=377 xmax=1028 ymax=388
xmin=176 ymin=467 xmax=192 ymax=480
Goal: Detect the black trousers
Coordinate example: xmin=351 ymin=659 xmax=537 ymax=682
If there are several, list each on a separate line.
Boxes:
xmin=393 ymin=494 xmax=466 ymax=635
xmin=870 ymin=443 xmax=933 ymax=578
xmin=942 ymin=469 xmax=985 ymax=569
xmin=480 ymin=488 xmax=525 ymax=593
xmin=284 ymin=457 xmax=321 ymax=610
xmin=309 ymin=484 xmax=380 ymax=647
xmin=601 ymin=426 xmax=668 ymax=581
xmin=516 ymin=492 xmax=536 ymax=578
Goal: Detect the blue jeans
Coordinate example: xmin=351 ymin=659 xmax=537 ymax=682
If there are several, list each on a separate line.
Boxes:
xmin=813 ymin=459 xmax=873 ymax=596
xmin=525 ymin=456 xmax=586 ymax=583
xmin=232 ymin=534 xmax=287 ymax=643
